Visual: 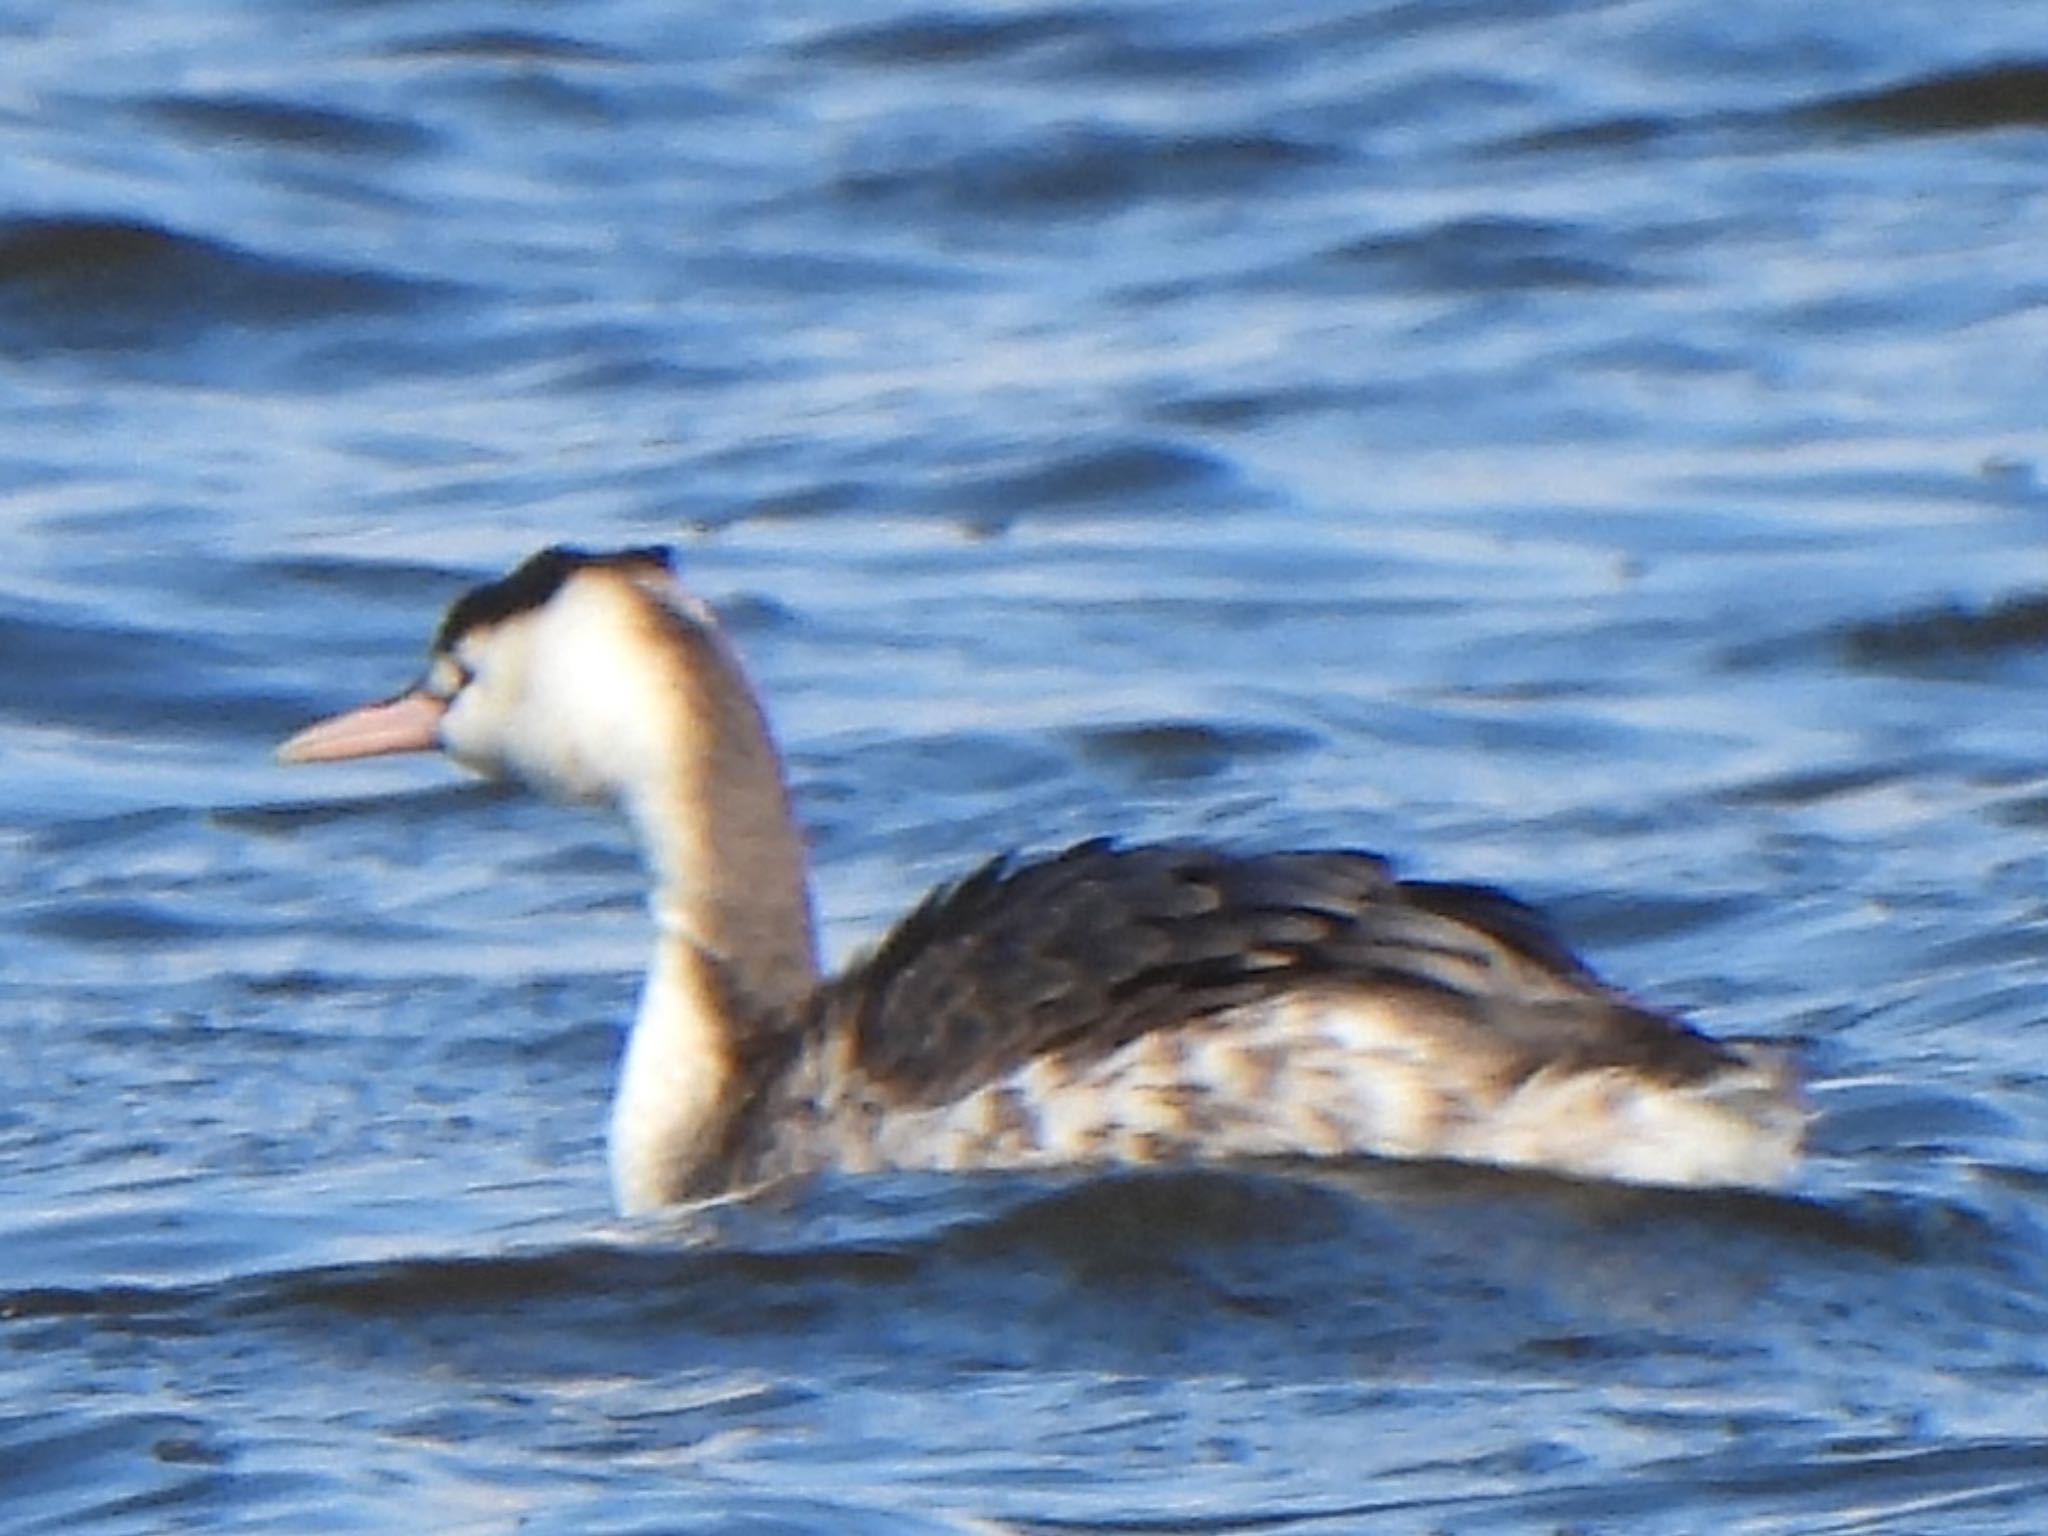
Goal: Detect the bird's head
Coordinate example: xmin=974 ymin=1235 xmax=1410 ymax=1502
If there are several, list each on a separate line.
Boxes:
xmin=277 ymin=545 xmax=696 ymax=809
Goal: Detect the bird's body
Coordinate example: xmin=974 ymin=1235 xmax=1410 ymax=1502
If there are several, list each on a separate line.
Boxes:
xmin=279 ymin=546 xmax=1803 ymax=1214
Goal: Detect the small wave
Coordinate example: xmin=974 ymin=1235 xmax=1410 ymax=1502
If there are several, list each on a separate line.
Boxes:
xmin=795 ymin=7 xmax=1098 ymax=67
xmin=5 ymin=1163 xmax=2038 ymax=1408
xmin=832 ymin=124 xmax=1332 ymax=219
xmin=0 ymin=1280 xmax=186 ymax=1324
xmin=943 ymin=1164 xmax=1364 ymax=1263
xmin=143 ymin=93 xmax=437 ymax=158
xmin=1507 ymin=63 xmax=2048 ymax=160
xmin=20 ymin=806 xmax=187 ymax=859
xmin=1150 ymin=382 xmax=1360 ymax=431
xmin=21 ymin=897 xmax=229 ymax=947
xmin=941 ymin=1158 xmax=2037 ymax=1275
xmin=796 ymin=6 xmax=1278 ymax=83
xmin=683 ymin=247 xmax=983 ymax=300
xmin=0 ymin=603 xmax=239 ymax=733
xmin=1490 ymin=1435 xmax=2048 ymax=1534
xmin=1714 ymin=761 xmax=1918 ymax=810
xmin=1070 ymin=719 xmax=1320 ymax=784
xmin=1840 ymin=591 xmax=2048 ymax=670
xmin=1805 ymin=60 xmax=2048 ymax=137
xmin=949 ymin=438 xmax=1238 ymax=527
xmin=1544 ymin=887 xmax=1752 ymax=951
xmin=374 ymin=28 xmax=631 ymax=66
xmin=0 ymin=1406 xmax=228 ymax=1534
xmin=214 ymin=780 xmax=510 ymax=838
xmin=254 ymin=552 xmax=482 ymax=606
xmin=1315 ymin=215 xmax=1653 ymax=296
xmin=1499 ymin=112 xmax=1687 ymax=157
xmin=0 ymin=215 xmax=449 ymax=356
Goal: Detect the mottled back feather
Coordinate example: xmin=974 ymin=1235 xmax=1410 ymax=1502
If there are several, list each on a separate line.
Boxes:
xmin=807 ymin=839 xmax=1736 ymax=1108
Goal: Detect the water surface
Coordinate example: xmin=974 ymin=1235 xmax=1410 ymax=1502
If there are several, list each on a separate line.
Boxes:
xmin=8 ymin=2 xmax=2048 ymax=1531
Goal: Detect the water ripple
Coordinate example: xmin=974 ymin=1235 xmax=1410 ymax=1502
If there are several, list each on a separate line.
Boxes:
xmin=1841 ymin=591 xmax=2048 ymax=671
xmin=1807 ymin=60 xmax=2048 ymax=136
xmin=1318 ymin=215 xmax=1655 ymax=295
xmin=0 ymin=215 xmax=451 ymax=357
xmin=832 ymin=124 xmax=1335 ymax=218
xmin=9 ymin=0 xmax=2048 ymax=1529
xmin=141 ymin=93 xmax=438 ymax=158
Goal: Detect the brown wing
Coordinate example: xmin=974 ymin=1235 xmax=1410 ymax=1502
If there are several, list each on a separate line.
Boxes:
xmin=811 ymin=839 xmax=1737 ymax=1106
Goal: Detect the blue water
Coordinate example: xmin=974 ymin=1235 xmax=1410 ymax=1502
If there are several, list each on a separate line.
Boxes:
xmin=9 ymin=2 xmax=2048 ymax=1531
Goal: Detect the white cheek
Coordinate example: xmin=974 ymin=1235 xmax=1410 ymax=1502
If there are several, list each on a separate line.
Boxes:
xmin=508 ymin=706 xmax=615 ymax=803
xmin=447 ymin=686 xmax=612 ymax=803
xmin=525 ymin=665 xmax=667 ymax=805
xmin=430 ymin=578 xmax=680 ymax=808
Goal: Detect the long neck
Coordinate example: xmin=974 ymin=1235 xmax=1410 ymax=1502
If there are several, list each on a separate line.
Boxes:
xmin=605 ymin=601 xmax=821 ymax=1214
xmin=629 ymin=624 xmax=819 ymax=1009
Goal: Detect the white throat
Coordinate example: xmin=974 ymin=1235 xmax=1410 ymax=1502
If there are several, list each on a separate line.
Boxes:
xmin=609 ymin=939 xmax=738 ymax=1214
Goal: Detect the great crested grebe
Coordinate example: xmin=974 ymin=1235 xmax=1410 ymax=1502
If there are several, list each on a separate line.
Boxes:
xmin=279 ymin=545 xmax=1804 ymax=1214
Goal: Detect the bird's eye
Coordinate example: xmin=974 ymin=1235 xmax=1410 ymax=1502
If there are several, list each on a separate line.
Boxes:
xmin=429 ymin=654 xmax=476 ymax=699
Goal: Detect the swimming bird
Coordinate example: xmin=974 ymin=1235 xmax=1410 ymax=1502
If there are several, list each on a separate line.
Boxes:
xmin=278 ymin=545 xmax=1804 ymax=1214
